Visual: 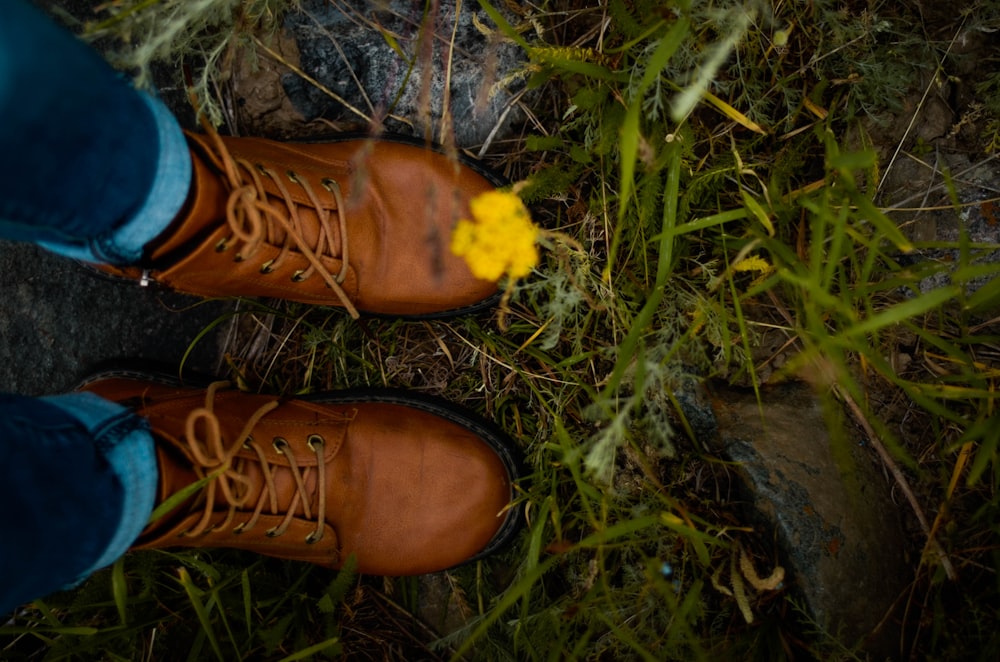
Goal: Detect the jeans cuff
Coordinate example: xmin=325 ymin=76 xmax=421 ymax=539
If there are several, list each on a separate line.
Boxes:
xmin=39 ymin=392 xmax=157 ymax=585
xmin=38 ymin=91 xmax=192 ymax=265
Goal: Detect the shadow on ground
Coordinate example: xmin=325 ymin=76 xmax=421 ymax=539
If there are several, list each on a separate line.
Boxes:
xmin=0 ymin=240 xmax=234 ymax=396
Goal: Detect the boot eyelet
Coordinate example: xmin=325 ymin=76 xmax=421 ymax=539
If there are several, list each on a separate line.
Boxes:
xmin=233 ymin=523 xmax=246 ymax=534
xmin=305 ymin=531 xmax=323 ymax=544
xmin=259 ymin=260 xmax=274 ymax=274
xmin=272 ymin=437 xmax=288 ymax=453
xmin=320 ymin=178 xmax=340 ymax=192
xmin=286 ymin=169 xmax=299 ymax=183
xmin=255 ymin=163 xmax=268 ymax=175
xmin=234 ymin=253 xmax=244 ymax=263
xmin=215 ymin=238 xmax=230 ymax=253
xmin=306 ymin=434 xmax=324 ymax=451
xmin=265 ymin=527 xmax=280 ymax=538
xmin=290 ymin=270 xmax=307 ymax=283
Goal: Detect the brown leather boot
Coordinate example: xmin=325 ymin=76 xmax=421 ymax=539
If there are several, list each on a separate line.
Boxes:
xmin=79 ymin=371 xmax=521 ymax=575
xmin=100 ymin=130 xmax=503 ymax=319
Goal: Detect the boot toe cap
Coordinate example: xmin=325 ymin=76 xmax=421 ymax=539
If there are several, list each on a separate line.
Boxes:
xmin=333 ymin=402 xmax=517 ymax=575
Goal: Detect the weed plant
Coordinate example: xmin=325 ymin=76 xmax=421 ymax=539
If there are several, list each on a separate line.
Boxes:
xmin=5 ymin=0 xmax=1000 ymax=660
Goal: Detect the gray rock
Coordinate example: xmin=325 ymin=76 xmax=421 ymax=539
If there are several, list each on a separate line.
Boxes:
xmin=0 ymin=240 xmax=234 ymax=396
xmin=705 ymin=380 xmax=907 ymax=656
xmin=282 ymin=0 xmax=528 ymax=150
xmin=881 ymin=149 xmax=1000 ymax=304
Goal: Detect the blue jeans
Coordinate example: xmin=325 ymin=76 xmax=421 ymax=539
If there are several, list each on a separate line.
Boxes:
xmin=0 ymin=0 xmax=192 ymax=614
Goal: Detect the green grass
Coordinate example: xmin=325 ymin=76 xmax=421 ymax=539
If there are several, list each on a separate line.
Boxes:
xmin=6 ymin=0 xmax=1000 ymax=659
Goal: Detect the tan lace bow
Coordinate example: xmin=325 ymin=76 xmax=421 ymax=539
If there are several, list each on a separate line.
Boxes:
xmin=181 ymin=382 xmax=328 ymax=544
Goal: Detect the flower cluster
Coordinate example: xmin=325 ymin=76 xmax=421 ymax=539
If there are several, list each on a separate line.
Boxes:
xmin=451 ymin=190 xmax=539 ymax=281
xmin=731 ymin=255 xmax=774 ymax=275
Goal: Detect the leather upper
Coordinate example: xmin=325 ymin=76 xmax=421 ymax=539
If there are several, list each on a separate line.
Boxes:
xmin=80 ymin=373 xmax=516 ymax=575
xmin=139 ymin=132 xmax=501 ymax=317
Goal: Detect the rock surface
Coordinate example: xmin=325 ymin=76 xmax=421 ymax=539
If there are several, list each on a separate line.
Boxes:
xmin=880 ymin=148 xmax=1000 ymax=301
xmin=281 ymin=0 xmax=528 ymax=150
xmin=0 ymin=241 xmax=233 ymax=396
xmin=706 ymin=381 xmax=908 ymax=655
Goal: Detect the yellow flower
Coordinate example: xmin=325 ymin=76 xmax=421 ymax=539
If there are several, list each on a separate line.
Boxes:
xmin=451 ymin=190 xmax=539 ymax=281
xmin=732 ymin=255 xmax=774 ymax=275
xmin=730 ymin=255 xmax=775 ymax=291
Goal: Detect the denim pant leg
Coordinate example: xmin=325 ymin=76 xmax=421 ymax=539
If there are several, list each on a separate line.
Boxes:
xmin=0 ymin=393 xmax=157 ymax=617
xmin=0 ymin=0 xmax=191 ymax=265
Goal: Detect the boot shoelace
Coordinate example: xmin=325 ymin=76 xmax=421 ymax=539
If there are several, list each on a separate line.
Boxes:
xmin=181 ymin=381 xmax=328 ymax=544
xmin=201 ymin=126 xmax=360 ymax=319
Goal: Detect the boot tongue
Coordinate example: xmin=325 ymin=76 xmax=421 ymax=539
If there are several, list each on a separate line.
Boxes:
xmin=145 ymin=438 xmax=266 ymax=524
xmin=139 ymin=442 xmax=201 ymax=538
xmin=154 ymin=438 xmax=277 ymax=513
xmin=153 ymin=443 xmax=198 ymax=504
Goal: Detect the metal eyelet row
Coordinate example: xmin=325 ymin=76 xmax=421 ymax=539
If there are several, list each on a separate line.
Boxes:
xmin=253 ymin=435 xmax=324 ymax=543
